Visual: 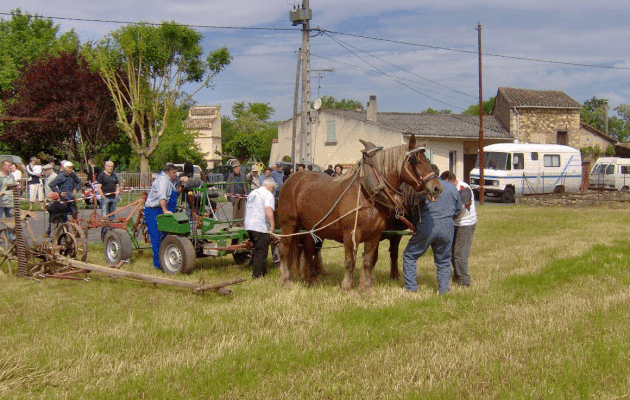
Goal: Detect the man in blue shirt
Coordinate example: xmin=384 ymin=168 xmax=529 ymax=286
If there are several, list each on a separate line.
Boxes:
xmin=48 ymin=162 xmax=82 ymax=220
xmin=269 ymin=162 xmax=284 ymax=196
xmin=402 ymin=165 xmax=462 ymax=295
xmin=144 ymin=164 xmax=182 ymax=270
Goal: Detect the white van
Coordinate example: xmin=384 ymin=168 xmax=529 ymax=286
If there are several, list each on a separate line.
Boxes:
xmin=470 ymin=143 xmax=582 ymax=203
xmin=589 ymin=157 xmax=630 ymax=192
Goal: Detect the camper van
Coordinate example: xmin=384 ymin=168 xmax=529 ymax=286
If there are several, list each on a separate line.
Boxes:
xmin=469 ymin=143 xmax=582 ymax=203
xmin=589 ymin=157 xmax=630 ymax=192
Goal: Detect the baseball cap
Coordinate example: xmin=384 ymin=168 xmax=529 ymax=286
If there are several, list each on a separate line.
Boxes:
xmin=252 ymin=165 xmax=259 ymax=172
xmin=42 ymin=164 xmax=53 ymax=170
xmin=275 ymin=162 xmax=282 ymax=166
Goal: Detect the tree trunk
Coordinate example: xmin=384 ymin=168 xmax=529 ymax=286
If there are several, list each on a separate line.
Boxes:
xmin=139 ymin=153 xmax=150 ymax=174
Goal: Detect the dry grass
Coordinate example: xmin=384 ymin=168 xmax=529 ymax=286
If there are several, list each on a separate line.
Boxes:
xmin=1 ymin=205 xmax=630 ymax=399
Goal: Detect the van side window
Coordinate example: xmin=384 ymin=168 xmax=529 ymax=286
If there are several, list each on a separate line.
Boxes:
xmin=543 ymin=154 xmax=560 ymax=167
xmin=531 ymin=152 xmax=538 ymax=161
xmin=513 ymin=153 xmax=524 ymax=170
xmin=605 ymin=165 xmax=615 ymax=175
xmin=621 ymin=166 xmax=630 ymax=175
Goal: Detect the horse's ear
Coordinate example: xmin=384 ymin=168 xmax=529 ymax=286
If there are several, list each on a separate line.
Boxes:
xmin=408 ymin=134 xmax=417 ymax=149
xmin=359 ymin=139 xmax=377 ymax=149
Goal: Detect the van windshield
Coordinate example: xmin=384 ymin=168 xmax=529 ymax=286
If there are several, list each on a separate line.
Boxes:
xmin=475 ymin=152 xmax=510 ymax=171
xmin=591 ymin=164 xmax=608 ymax=174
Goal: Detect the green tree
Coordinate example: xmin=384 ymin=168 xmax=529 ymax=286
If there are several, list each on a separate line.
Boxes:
xmin=581 ymin=97 xmax=629 ymax=141
xmin=149 ymin=106 xmax=205 ymax=171
xmin=89 ymin=21 xmax=231 ymax=173
xmin=318 ymin=95 xmax=363 ymax=110
xmin=462 ymin=97 xmax=495 ymax=115
xmin=221 ymin=102 xmax=278 ymax=163
xmin=0 ymin=9 xmax=78 ymax=95
xmin=420 ymin=107 xmax=452 ymax=114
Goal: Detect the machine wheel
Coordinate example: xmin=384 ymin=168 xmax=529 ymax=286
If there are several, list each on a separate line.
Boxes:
xmin=103 ymin=229 xmax=133 ymax=264
xmin=500 ymin=188 xmax=515 ymax=203
xmin=53 ymin=222 xmax=88 ymax=261
xmin=621 ymin=186 xmax=629 ymax=193
xmin=159 ymin=235 xmax=196 ymax=275
xmin=231 ymin=238 xmax=253 ymax=266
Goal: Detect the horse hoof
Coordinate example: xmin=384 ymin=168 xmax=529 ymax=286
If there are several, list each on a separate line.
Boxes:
xmin=278 ymin=277 xmax=293 ymax=288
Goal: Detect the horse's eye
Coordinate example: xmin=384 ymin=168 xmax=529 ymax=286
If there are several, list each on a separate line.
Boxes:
xmin=409 ymin=155 xmax=418 ymax=166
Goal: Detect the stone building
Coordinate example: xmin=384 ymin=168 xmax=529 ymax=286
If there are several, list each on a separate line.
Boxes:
xmin=493 ymin=87 xmax=616 ymax=150
xmin=184 ymin=105 xmax=222 ymax=169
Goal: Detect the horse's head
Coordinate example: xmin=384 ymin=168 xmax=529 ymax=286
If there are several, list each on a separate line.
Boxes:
xmin=402 ymin=135 xmax=442 ymax=200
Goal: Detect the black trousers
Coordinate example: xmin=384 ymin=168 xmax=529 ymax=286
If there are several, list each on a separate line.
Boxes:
xmin=247 ymin=230 xmax=270 ymax=278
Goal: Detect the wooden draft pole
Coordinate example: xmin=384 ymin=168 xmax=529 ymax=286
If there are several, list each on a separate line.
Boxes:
xmin=477 ymin=22 xmax=485 ymax=205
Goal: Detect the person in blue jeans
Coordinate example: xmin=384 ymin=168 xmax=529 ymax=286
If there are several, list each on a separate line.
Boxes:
xmin=402 ymin=165 xmax=462 ymax=295
xmin=144 ymin=164 xmax=183 ymax=270
xmin=0 ymin=161 xmax=16 ymax=240
xmin=96 ymin=160 xmax=120 ymax=236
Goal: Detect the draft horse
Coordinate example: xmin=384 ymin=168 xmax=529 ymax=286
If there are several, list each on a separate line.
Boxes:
xmin=277 ymin=134 xmax=442 ymax=291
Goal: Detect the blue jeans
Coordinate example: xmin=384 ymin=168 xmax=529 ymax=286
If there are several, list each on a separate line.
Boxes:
xmin=0 ymin=207 xmax=12 ymax=218
xmin=101 ymin=197 xmax=117 ymax=219
xmin=402 ymin=220 xmax=454 ymax=294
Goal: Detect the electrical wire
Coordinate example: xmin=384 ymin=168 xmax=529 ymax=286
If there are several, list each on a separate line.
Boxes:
xmin=319 ymin=28 xmax=630 ymax=71
xmin=323 ymin=32 xmax=465 ymax=111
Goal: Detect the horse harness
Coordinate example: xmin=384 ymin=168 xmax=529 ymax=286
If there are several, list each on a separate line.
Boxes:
xmin=359 ymin=145 xmax=438 ymax=233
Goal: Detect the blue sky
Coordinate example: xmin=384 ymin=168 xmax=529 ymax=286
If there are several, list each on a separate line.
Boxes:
xmin=3 ymin=0 xmax=630 ymax=121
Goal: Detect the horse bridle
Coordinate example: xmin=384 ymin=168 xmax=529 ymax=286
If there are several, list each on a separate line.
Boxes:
xmin=402 ymin=147 xmax=438 ymax=193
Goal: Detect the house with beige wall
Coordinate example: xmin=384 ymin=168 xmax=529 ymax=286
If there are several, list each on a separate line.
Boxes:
xmin=184 ymin=105 xmax=223 ymax=169
xmin=271 ymin=95 xmax=512 ymax=182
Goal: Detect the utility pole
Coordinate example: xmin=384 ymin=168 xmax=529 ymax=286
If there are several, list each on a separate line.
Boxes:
xmin=290 ymin=0 xmax=313 ymax=164
xmin=311 ymin=68 xmax=333 ymax=98
xmin=291 ymin=48 xmax=302 ymax=170
xmin=477 ymin=22 xmax=485 ymax=206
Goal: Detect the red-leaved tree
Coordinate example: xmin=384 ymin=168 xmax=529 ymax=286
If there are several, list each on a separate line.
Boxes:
xmin=2 ymin=50 xmax=120 ymax=160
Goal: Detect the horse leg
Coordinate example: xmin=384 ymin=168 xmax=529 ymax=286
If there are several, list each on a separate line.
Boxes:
xmin=341 ymin=231 xmax=359 ymax=291
xmin=302 ymin=237 xmax=318 ymax=286
xmin=279 ymin=231 xmax=298 ymax=285
xmin=389 ymin=235 xmax=402 ymax=280
xmin=313 ymin=242 xmax=329 ymax=276
xmin=360 ymin=238 xmax=380 ymax=291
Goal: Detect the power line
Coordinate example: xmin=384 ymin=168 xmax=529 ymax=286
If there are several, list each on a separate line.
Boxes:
xmin=319 ymin=28 xmax=630 ymax=71
xmin=310 ymin=52 xmax=475 ymax=103
xmin=321 ymin=32 xmax=476 ymax=99
xmin=323 ymin=32 xmax=465 ymax=110
xmin=0 ymin=11 xmax=300 ymax=31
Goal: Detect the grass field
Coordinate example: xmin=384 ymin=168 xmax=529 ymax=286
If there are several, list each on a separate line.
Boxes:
xmin=1 ymin=205 xmax=630 ymax=399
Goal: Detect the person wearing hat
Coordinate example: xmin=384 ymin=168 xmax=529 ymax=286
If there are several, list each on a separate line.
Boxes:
xmin=48 ymin=161 xmax=82 ymax=220
xmin=44 ymin=191 xmax=68 ymax=237
xmin=41 ymin=164 xmax=57 ymax=198
xmin=247 ymin=164 xmax=261 ymax=190
xmin=269 ymin=162 xmax=284 ymax=196
xmin=226 ymin=161 xmax=247 ymax=227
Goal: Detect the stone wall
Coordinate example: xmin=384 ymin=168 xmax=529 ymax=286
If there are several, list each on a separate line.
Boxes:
xmin=516 ymin=191 xmax=630 ymax=208
xmin=510 ymin=108 xmax=581 ymax=147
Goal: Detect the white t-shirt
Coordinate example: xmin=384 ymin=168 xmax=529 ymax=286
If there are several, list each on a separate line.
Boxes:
xmin=455 ymin=181 xmax=477 ymax=226
xmin=12 ymin=169 xmax=22 ymax=182
xmin=244 ymin=186 xmax=275 ymax=233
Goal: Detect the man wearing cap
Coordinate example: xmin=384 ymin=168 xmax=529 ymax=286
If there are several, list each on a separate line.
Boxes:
xmin=226 ymin=161 xmax=247 ymax=227
xmin=144 ymin=163 xmax=181 ymax=270
xmin=269 ymin=162 xmax=284 ymax=196
xmin=244 ymin=178 xmax=278 ymax=278
xmin=247 ymin=165 xmax=261 ymax=190
xmin=48 ymin=162 xmax=82 ymax=220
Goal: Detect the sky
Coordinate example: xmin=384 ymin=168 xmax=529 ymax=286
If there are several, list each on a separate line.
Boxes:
xmin=3 ymin=1 xmax=630 ymax=121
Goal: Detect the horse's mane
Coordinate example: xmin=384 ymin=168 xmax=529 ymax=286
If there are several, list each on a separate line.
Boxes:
xmin=332 ymin=143 xmax=407 ymax=182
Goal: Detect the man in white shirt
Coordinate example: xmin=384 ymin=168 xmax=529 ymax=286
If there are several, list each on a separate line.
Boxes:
xmin=442 ymin=171 xmax=477 ymax=287
xmin=244 ymin=178 xmax=277 ymax=278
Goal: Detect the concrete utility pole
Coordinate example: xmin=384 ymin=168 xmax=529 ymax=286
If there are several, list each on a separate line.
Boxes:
xmin=290 ymin=0 xmax=313 ymax=164
xmin=477 ymin=22 xmax=485 ymax=206
xmin=291 ymin=48 xmax=302 ymax=170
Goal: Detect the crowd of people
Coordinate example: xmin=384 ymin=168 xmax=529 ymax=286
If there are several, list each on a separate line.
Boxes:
xmin=1 ymin=155 xmax=477 ymax=294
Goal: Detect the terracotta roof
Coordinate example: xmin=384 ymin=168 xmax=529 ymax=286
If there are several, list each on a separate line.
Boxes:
xmin=497 ymin=87 xmax=581 ymax=109
xmin=580 ymin=122 xmax=618 ymax=144
xmin=322 ymin=109 xmax=511 ymax=139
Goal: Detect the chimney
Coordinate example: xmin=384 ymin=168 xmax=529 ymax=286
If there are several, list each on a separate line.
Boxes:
xmin=367 ymin=95 xmax=377 ymax=122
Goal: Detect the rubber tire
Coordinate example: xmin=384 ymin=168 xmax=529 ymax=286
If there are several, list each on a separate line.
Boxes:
xmin=231 ymin=238 xmax=253 ymax=266
xmin=103 ymin=229 xmax=133 ymax=264
xmin=621 ymin=186 xmax=629 ymax=193
xmin=500 ymin=188 xmax=515 ymax=203
xmin=159 ymin=235 xmax=196 ymax=275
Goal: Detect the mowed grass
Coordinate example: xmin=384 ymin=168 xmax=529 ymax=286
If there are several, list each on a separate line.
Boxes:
xmin=2 ymin=205 xmax=630 ymax=399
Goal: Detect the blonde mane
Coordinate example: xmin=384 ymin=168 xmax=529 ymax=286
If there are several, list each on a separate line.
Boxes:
xmin=332 ymin=143 xmax=408 ymax=182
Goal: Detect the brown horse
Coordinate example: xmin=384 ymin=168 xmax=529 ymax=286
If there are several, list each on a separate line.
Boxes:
xmin=277 ymin=135 xmax=442 ymax=291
